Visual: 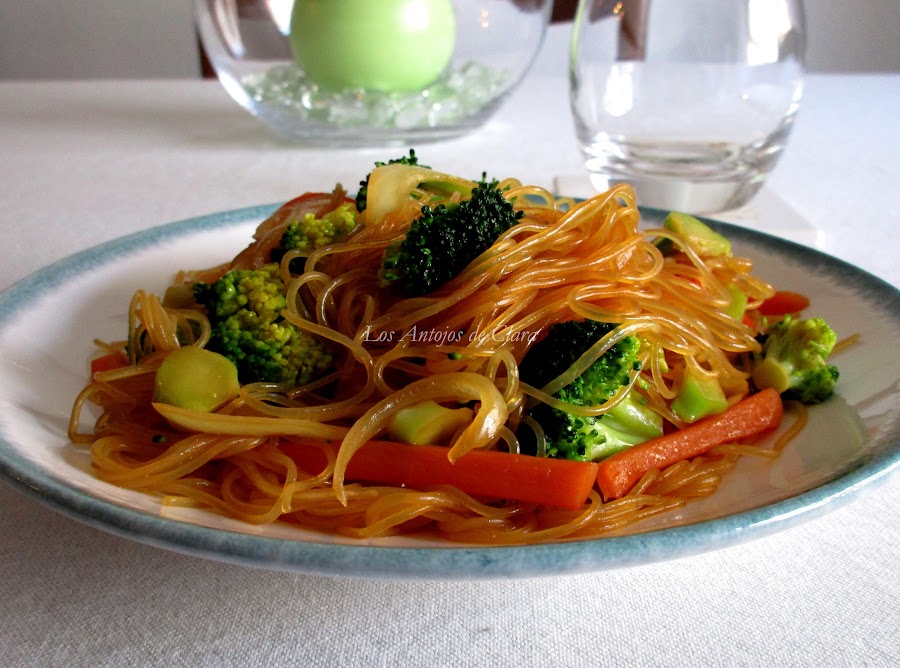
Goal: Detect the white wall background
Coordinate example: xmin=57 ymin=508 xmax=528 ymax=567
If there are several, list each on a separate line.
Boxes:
xmin=0 ymin=0 xmax=897 ymax=80
xmin=0 ymin=1 xmax=200 ymax=79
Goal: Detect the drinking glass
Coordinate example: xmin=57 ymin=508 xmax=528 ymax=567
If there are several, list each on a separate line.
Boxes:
xmin=570 ymin=0 xmax=806 ymax=213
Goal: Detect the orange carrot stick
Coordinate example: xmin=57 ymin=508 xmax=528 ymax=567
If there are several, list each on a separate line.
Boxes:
xmin=597 ymin=388 xmax=784 ymax=500
xmin=282 ymin=438 xmax=599 ymax=510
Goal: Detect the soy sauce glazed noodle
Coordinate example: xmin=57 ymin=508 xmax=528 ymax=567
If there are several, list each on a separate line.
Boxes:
xmin=70 ymin=172 xmax=798 ymax=546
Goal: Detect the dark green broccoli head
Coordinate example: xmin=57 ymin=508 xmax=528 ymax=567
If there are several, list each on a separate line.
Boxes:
xmin=520 ymin=320 xmax=637 ymax=393
xmin=269 ymin=203 xmax=358 ymax=271
xmin=193 ymin=264 xmax=332 ymax=386
xmin=520 ymin=320 xmax=662 ymax=462
xmin=356 ymin=149 xmax=427 ymax=213
xmin=381 ymin=178 xmax=524 ymax=296
xmin=751 ymin=315 xmax=839 ymax=404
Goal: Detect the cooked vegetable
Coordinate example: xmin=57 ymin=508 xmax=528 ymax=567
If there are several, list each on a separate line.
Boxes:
xmin=519 ymin=319 xmax=663 ymax=462
xmin=671 ymin=365 xmax=729 ymax=424
xmin=387 ymin=400 xmax=474 ymax=445
xmin=380 ymin=176 xmax=524 ymax=296
xmin=656 ymin=211 xmax=731 ymax=257
xmin=355 ymin=149 xmax=429 ymax=213
xmin=153 ymin=402 xmax=348 ymax=439
xmin=750 ymin=315 xmax=840 ymax=404
xmin=724 ymin=283 xmax=748 ymax=320
xmin=757 ymin=290 xmax=811 ymax=317
xmin=153 ymin=346 xmax=240 ymax=412
xmin=283 ymin=437 xmax=600 ymax=510
xmin=90 ymin=351 xmax=129 ymax=376
xmin=597 ymin=388 xmax=784 ymax=499
xmin=269 ymin=202 xmax=358 ymax=271
xmin=193 ymin=263 xmax=332 ymax=386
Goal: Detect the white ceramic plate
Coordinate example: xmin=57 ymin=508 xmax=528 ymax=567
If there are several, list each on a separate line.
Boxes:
xmin=0 ymin=204 xmax=897 ymax=579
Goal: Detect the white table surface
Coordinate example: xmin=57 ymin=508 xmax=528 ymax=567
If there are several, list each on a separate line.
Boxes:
xmin=1 ymin=25 xmax=898 ymax=668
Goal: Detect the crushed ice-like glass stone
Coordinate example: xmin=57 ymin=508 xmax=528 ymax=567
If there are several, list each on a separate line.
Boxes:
xmin=242 ymin=62 xmax=509 ymax=130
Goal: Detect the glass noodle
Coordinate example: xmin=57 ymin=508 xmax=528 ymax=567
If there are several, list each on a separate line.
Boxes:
xmin=69 ymin=180 xmax=795 ymax=545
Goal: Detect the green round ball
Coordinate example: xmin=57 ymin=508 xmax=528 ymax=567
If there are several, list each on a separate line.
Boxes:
xmin=290 ymin=0 xmax=456 ymax=92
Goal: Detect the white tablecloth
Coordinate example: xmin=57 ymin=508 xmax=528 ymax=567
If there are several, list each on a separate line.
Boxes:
xmin=1 ymin=26 xmax=898 ymax=668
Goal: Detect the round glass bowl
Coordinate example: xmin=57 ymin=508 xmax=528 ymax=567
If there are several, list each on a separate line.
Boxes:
xmin=195 ymin=0 xmax=551 ymax=145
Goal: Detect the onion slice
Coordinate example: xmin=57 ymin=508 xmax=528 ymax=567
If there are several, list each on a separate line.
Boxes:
xmin=332 ymin=372 xmax=508 ymax=504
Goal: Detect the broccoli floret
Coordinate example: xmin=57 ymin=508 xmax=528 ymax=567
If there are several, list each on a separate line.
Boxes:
xmin=519 ymin=320 xmax=663 ymax=462
xmin=381 ymin=178 xmax=524 ymax=296
xmin=193 ymin=264 xmax=332 ymax=386
xmin=270 ymin=203 xmax=358 ymax=270
xmin=356 ymin=149 xmax=427 ymax=212
xmin=750 ymin=315 xmax=839 ymax=404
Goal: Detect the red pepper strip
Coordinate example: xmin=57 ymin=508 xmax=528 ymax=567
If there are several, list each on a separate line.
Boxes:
xmin=758 ymin=290 xmax=811 ymax=317
xmin=90 ymin=351 xmax=129 ymax=376
xmin=252 ymin=191 xmax=354 ymax=243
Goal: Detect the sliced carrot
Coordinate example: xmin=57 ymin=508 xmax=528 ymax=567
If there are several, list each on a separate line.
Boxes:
xmin=282 ymin=438 xmax=599 ymax=510
xmin=597 ymin=388 xmax=784 ymax=500
xmin=90 ymin=351 xmax=129 ymax=375
xmin=758 ymin=290 xmax=810 ymax=317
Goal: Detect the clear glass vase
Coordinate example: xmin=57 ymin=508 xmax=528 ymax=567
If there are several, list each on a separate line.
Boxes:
xmin=195 ymin=0 xmax=551 ymax=145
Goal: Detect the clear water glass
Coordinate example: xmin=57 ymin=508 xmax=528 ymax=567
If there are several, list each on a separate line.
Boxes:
xmin=570 ymin=0 xmax=806 ymax=214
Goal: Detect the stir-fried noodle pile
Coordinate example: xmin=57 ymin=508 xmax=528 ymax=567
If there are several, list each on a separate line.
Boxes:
xmin=70 ymin=180 xmax=802 ymax=545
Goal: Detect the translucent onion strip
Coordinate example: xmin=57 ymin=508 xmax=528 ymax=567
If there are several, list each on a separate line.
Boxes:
xmin=332 ymin=372 xmax=508 ymax=504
